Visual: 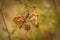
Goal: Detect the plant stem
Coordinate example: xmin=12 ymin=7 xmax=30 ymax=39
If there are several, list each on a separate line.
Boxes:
xmin=25 ymin=31 xmax=31 ymax=40
xmin=52 ymin=0 xmax=60 ymax=26
xmin=0 ymin=0 xmax=11 ymax=40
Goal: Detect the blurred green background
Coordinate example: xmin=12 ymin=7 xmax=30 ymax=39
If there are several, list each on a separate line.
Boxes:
xmin=0 ymin=0 xmax=60 ymax=40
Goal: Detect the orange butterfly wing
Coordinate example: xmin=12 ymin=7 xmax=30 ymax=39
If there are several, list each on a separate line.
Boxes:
xmin=13 ymin=13 xmax=29 ymax=25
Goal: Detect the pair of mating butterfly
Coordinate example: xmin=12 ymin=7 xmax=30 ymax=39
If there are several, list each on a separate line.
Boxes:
xmin=13 ymin=8 xmax=40 ymax=31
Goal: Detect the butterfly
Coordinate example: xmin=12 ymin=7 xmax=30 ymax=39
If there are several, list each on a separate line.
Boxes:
xmin=13 ymin=8 xmax=40 ymax=29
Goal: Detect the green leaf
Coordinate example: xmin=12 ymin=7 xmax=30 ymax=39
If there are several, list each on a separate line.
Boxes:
xmin=11 ymin=28 xmax=16 ymax=35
